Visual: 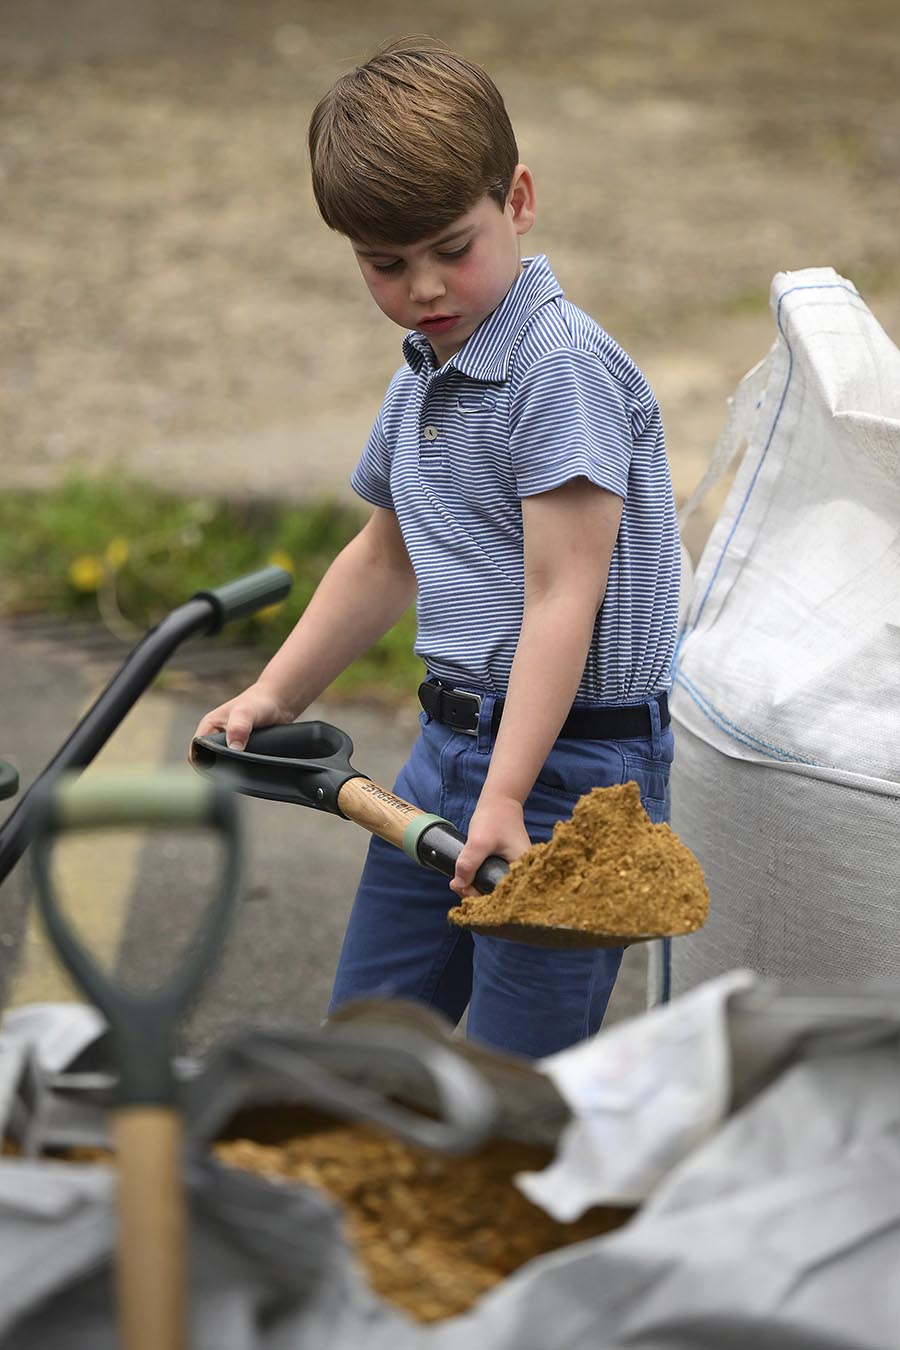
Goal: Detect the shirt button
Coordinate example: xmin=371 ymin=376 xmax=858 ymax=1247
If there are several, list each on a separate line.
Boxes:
xmin=423 ymin=425 xmax=439 ymax=441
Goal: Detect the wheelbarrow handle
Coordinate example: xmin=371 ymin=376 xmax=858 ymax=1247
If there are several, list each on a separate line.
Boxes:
xmin=0 ymin=760 xmax=18 ymax=801
xmin=192 ymin=565 xmax=292 ymax=632
xmin=0 ymin=566 xmax=292 ymax=887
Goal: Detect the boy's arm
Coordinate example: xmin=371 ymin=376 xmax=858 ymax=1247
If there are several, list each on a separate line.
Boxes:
xmin=194 ymin=506 xmax=416 ymax=749
xmin=450 ymin=477 xmax=623 ymax=895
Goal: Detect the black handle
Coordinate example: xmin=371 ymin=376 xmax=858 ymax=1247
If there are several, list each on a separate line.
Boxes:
xmin=191 ymin=723 xmax=366 ymax=816
xmin=192 ymin=722 xmax=510 ymax=893
xmin=416 ymin=821 xmax=510 ymax=893
xmin=191 ymin=566 xmax=292 ymax=633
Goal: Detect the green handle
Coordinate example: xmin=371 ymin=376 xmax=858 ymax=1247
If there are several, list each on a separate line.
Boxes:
xmin=0 ymin=761 xmax=18 ymax=801
xmin=30 ymin=770 xmax=242 ymax=1107
xmin=51 ymin=769 xmax=228 ymax=831
xmin=192 ymin=565 xmax=292 ymax=633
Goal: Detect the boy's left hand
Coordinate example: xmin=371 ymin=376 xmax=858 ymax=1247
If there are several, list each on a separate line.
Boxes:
xmin=449 ymin=795 xmax=530 ymax=898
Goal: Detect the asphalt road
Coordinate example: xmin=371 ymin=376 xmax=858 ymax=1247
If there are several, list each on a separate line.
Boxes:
xmin=0 ymin=617 xmax=649 ymax=1054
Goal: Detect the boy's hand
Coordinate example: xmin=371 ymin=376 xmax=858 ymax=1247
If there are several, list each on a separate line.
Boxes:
xmin=191 ymin=683 xmax=295 ymax=754
xmin=449 ymin=794 xmax=530 ymax=898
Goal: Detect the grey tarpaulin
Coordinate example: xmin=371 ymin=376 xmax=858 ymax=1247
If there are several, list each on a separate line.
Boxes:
xmin=2 ymin=983 xmax=900 ymax=1348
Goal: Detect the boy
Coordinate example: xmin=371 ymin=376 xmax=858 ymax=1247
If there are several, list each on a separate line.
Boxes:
xmin=194 ymin=38 xmax=679 ymax=1058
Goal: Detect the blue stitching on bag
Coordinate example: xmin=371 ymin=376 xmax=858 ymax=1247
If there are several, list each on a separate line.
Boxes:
xmin=674 ymin=670 xmax=825 ymax=766
xmin=685 ymin=280 xmax=863 ymax=638
xmin=660 ymin=937 xmax=672 ymax=1004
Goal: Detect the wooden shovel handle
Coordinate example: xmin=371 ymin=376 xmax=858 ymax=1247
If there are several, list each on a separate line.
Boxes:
xmin=112 ymin=1107 xmax=186 ymax=1350
xmin=336 ymin=776 xmax=427 ymax=848
xmin=336 ymin=777 xmax=509 ymax=894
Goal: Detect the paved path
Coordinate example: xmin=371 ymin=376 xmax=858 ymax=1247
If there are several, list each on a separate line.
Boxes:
xmin=0 ymin=619 xmax=648 ymax=1052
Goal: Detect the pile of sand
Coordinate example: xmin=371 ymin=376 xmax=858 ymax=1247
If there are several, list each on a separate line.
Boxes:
xmin=216 ymin=1124 xmax=630 ymax=1322
xmin=449 ymin=781 xmax=709 ymax=940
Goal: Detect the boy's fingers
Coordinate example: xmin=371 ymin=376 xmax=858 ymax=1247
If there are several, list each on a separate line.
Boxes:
xmin=449 ymin=845 xmax=480 ymax=897
xmin=189 ymin=712 xmax=223 ymax=764
xmin=225 ymin=714 xmax=253 ymax=751
xmin=194 ymin=708 xmax=229 ymax=738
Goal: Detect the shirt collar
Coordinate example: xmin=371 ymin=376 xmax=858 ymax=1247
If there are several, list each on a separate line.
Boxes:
xmin=402 ymin=254 xmax=564 ymax=382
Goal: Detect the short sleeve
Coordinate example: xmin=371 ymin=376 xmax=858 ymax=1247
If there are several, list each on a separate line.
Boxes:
xmin=508 ymin=349 xmax=635 ymax=499
xmin=350 ymin=405 xmax=395 ymax=509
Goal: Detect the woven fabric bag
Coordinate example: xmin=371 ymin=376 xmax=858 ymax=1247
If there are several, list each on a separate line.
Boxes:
xmin=667 ymin=267 xmax=900 ymax=995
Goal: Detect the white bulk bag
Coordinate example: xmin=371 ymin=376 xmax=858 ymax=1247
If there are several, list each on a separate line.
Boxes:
xmin=668 ymin=267 xmax=900 ymax=995
xmin=6 ymin=984 xmax=900 ymax=1349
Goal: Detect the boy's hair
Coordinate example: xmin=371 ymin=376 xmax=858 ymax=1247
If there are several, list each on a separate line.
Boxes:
xmin=308 ymin=37 xmax=518 ymax=245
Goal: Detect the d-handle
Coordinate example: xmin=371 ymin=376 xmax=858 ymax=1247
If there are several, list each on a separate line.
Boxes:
xmin=30 ymin=770 xmax=243 ymax=1350
xmin=192 ymin=725 xmax=511 ymax=894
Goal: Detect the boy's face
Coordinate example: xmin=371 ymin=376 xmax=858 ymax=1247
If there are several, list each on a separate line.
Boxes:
xmin=351 ymin=165 xmax=536 ymax=366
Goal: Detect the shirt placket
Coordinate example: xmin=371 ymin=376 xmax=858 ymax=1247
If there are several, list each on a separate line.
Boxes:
xmin=418 ymin=369 xmax=447 ymax=474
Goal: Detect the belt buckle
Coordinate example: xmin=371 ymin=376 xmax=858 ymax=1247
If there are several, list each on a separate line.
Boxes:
xmin=445 ymin=687 xmax=481 ymax=736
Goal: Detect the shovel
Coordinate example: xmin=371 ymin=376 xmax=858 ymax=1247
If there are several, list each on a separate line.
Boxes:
xmin=191 ymin=722 xmax=659 ymax=949
xmin=29 ymin=769 xmax=242 ymax=1350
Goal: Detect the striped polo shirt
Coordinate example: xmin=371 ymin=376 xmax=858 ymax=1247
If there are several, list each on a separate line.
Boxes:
xmin=351 ymin=254 xmax=679 ymax=704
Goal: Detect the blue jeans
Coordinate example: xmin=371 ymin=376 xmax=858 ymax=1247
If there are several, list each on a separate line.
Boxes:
xmin=329 ymin=691 xmax=674 ymax=1058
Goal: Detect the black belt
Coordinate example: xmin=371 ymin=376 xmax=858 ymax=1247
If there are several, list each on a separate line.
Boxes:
xmin=418 ymin=679 xmax=669 ymax=740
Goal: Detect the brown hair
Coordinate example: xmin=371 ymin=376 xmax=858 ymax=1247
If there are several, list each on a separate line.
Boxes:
xmin=307 ymin=37 xmax=519 ymax=244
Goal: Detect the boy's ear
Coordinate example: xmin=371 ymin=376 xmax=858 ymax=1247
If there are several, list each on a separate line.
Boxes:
xmin=507 ymin=164 xmax=536 ymax=236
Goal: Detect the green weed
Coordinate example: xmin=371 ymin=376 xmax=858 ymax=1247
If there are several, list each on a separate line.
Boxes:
xmin=0 ymin=475 xmax=422 ymax=701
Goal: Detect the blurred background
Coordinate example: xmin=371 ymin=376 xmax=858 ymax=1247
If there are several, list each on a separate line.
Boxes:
xmin=3 ymin=0 xmax=899 ymax=545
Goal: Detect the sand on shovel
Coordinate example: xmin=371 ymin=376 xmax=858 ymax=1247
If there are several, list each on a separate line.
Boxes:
xmin=448 ymin=781 xmax=709 ymax=944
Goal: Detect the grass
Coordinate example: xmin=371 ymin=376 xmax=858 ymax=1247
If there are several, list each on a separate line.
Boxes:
xmin=0 ymin=475 xmax=422 ymax=702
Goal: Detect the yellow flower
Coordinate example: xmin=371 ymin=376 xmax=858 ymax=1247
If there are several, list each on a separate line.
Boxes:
xmin=105 ymin=537 xmax=130 ymax=568
xmin=267 ymin=549 xmax=295 ymax=575
xmin=68 ymin=555 xmax=104 ymax=592
xmin=256 ymin=601 xmax=285 ymax=623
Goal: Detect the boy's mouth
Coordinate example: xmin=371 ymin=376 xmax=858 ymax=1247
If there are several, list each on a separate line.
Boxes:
xmin=418 ymin=315 xmax=460 ymax=335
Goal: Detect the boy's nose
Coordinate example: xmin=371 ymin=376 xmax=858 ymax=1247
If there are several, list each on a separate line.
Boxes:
xmin=408 ymin=268 xmax=446 ymax=305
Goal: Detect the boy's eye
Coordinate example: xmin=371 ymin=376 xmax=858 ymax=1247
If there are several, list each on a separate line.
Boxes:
xmin=371 ymin=259 xmax=403 ymax=274
xmin=438 ymin=242 xmax=472 ymax=261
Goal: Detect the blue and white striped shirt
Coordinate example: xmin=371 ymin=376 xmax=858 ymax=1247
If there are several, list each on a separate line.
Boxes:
xmin=351 ymin=254 xmax=679 ymax=703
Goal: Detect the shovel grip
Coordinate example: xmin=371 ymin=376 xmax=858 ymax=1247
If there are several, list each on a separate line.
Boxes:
xmin=47 ymin=770 xmax=230 ymax=831
xmin=416 ymin=820 xmax=510 ymax=894
xmin=113 ymin=1107 xmax=186 ymax=1350
xmin=336 ymin=780 xmax=509 ymax=894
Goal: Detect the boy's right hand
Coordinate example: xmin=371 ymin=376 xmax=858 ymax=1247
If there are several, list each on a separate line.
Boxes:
xmin=192 ymin=683 xmax=295 ymax=753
